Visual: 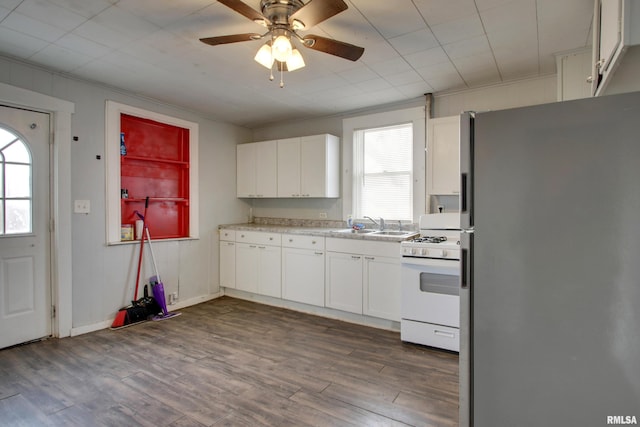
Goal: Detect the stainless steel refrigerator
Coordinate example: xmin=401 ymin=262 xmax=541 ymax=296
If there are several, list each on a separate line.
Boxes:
xmin=459 ymin=91 xmax=640 ymax=427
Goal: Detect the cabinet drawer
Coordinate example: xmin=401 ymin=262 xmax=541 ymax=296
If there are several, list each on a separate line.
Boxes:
xmin=236 ymin=230 xmax=281 ymax=245
xmin=219 ymin=229 xmax=235 ymax=241
xmin=282 ymin=234 xmax=325 ymax=250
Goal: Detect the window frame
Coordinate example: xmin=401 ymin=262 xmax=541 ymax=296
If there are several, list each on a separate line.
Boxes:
xmin=342 ymin=106 xmax=426 ymax=224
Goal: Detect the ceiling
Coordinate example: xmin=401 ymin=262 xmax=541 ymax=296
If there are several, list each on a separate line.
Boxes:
xmin=0 ymin=0 xmax=594 ymax=128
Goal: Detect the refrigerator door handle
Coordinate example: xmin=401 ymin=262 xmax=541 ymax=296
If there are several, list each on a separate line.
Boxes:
xmin=460 ymin=112 xmax=474 ymax=229
xmin=460 ymin=232 xmax=473 ymax=289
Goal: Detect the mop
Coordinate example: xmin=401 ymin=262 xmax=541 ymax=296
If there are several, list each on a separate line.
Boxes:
xmin=140 ymin=212 xmax=181 ymax=321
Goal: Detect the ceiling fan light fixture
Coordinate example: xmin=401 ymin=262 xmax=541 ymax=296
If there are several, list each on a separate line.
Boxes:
xmin=286 ymin=48 xmax=305 ymax=71
xmin=254 ymin=43 xmax=274 ymax=68
xmin=272 ymin=34 xmax=292 ymax=62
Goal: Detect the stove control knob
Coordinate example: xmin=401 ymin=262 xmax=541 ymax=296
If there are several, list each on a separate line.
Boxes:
xmin=411 ymin=248 xmax=418 ymax=255
xmin=432 ymin=249 xmax=444 ymax=257
xmin=441 ymin=249 xmax=448 ymax=257
xmin=420 ymin=248 xmax=428 ymax=256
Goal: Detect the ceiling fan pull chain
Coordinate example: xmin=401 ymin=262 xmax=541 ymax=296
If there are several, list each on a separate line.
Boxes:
xmin=269 ymin=63 xmax=274 ymax=82
xmin=280 ymin=65 xmax=284 ymax=88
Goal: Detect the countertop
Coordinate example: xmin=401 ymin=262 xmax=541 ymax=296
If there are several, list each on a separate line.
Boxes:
xmin=219 ymin=222 xmax=419 ymax=242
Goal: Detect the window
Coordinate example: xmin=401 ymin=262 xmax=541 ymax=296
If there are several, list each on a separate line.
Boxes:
xmin=343 ymin=106 xmax=425 ymax=223
xmin=353 ymin=123 xmax=413 ymax=220
xmin=0 ymin=127 xmax=32 ymax=235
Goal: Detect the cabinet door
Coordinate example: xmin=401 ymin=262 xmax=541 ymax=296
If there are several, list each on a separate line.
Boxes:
xmin=282 ymin=247 xmax=325 ymax=306
xmin=427 ymin=116 xmax=460 ymax=195
xmin=325 ymin=252 xmax=363 ymax=314
xmin=235 ymin=243 xmax=258 ymax=293
xmin=277 ymin=137 xmax=301 ymax=197
xmin=301 ymin=134 xmax=340 ymax=197
xmin=236 ymin=143 xmax=256 ymax=197
xmin=255 ymin=140 xmax=278 ymax=197
xmin=257 ymin=245 xmax=281 ymax=298
xmin=219 ymin=241 xmax=236 ymax=289
xmin=363 ymin=256 xmax=401 ymax=321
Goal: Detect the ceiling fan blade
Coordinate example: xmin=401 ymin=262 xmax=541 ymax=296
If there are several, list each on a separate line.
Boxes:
xmin=200 ymin=33 xmax=262 ymax=46
xmin=303 ymin=35 xmax=364 ymax=61
xmin=289 ymin=0 xmax=348 ymax=29
xmin=218 ymin=0 xmax=270 ymax=25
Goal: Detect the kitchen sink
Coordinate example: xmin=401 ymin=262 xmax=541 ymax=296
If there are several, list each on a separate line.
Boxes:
xmin=372 ymin=230 xmax=419 ymax=237
xmin=336 ymin=228 xmax=377 ymax=234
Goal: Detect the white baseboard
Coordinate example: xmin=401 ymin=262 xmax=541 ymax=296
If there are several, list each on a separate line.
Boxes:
xmin=69 ymin=291 xmax=224 ymax=337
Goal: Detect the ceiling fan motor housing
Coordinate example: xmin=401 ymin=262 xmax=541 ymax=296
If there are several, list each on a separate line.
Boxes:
xmin=260 ymin=0 xmax=305 ymax=26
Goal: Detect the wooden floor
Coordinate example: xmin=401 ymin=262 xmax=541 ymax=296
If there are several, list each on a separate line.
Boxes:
xmin=0 ymin=297 xmax=459 ymax=426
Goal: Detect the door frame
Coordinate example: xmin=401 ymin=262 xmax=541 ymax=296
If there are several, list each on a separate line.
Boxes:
xmin=0 ymin=82 xmax=74 ymax=339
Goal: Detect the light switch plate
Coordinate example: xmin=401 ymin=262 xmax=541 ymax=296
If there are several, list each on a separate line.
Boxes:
xmin=74 ymin=199 xmax=90 ymax=214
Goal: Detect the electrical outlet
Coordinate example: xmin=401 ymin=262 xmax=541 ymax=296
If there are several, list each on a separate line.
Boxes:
xmin=74 ymin=199 xmax=91 ymax=214
xmin=319 ymin=212 xmax=328 ymax=219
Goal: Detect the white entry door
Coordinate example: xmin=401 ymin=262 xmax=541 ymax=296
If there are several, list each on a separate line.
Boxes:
xmin=0 ymin=105 xmax=51 ymax=349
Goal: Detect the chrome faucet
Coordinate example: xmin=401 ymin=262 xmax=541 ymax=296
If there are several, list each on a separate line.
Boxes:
xmin=364 ymin=216 xmax=385 ymax=231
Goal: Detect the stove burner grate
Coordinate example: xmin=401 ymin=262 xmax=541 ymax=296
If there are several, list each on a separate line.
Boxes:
xmin=413 ymin=236 xmax=448 ymax=244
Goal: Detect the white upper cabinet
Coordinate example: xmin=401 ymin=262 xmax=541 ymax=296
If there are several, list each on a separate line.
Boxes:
xmin=592 ymin=0 xmax=640 ymax=96
xmin=277 ymin=134 xmax=340 ymax=198
xmin=236 ymin=140 xmax=277 ymax=198
xmin=276 ymin=137 xmax=301 ymax=197
xmin=427 ymin=116 xmax=460 ymax=196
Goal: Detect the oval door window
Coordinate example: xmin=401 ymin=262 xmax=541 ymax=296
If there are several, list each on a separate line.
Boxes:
xmin=0 ymin=126 xmax=32 ymax=235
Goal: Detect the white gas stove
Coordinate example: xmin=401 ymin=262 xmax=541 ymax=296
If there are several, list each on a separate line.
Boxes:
xmin=401 ymin=213 xmax=461 ymax=260
xmin=401 ymin=213 xmax=461 ymax=352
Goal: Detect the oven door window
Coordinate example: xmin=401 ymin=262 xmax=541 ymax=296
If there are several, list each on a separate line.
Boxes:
xmin=420 ymin=272 xmax=459 ymax=296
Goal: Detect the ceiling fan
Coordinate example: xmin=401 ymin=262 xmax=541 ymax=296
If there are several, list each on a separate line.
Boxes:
xmin=200 ymin=0 xmax=365 ymax=86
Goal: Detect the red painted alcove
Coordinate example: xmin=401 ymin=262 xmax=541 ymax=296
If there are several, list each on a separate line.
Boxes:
xmin=120 ymin=114 xmax=190 ymax=239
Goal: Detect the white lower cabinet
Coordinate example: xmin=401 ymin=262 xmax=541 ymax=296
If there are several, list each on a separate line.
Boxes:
xmin=281 ymin=234 xmax=325 ymax=306
xmin=325 ymin=251 xmax=363 ymax=314
xmin=363 ymin=256 xmax=401 ymax=321
xmin=219 ymin=230 xmax=236 ymax=288
xmin=222 ymin=231 xmax=401 ymax=322
xmin=325 ymin=238 xmax=401 ymax=320
xmin=235 ymin=231 xmax=281 ymax=298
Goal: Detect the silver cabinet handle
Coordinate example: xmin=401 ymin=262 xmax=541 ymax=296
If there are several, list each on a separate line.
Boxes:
xmin=434 ymin=330 xmax=455 ymax=339
xmin=314 ymin=252 xmax=323 ymax=255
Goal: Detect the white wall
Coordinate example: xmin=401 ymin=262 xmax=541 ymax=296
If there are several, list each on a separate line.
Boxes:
xmin=0 ymin=56 xmax=251 ymax=331
xmin=251 ymin=75 xmax=557 ymax=221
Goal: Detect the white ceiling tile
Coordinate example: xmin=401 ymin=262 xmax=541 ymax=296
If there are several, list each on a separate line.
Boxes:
xmin=384 ymin=69 xmax=425 ymax=86
xmin=0 ymin=5 xmax=11 ymax=20
xmin=404 ymin=46 xmax=449 ymax=69
xmin=92 ymin=5 xmax=161 ymax=40
xmin=15 ymin=0 xmax=87 ymax=31
xmin=348 ymin=0 xmax=426 ymax=38
xmin=388 ymin=28 xmax=440 ymax=55
xmin=443 ymin=36 xmax=492 ymax=60
xmin=354 ymin=77 xmax=393 ymax=93
xmin=426 ymin=73 xmax=467 ymax=92
xmin=416 ymin=60 xmax=461 ymax=80
xmin=115 ymin=0 xmax=215 ymax=27
xmin=414 ymin=0 xmax=478 ymax=26
xmin=367 ymin=57 xmax=414 ymax=77
xmin=29 ymin=43 xmax=93 ymax=71
xmin=0 ymin=0 xmax=23 ymax=9
xmin=54 ymin=32 xmax=112 ymax=58
xmin=2 ymin=12 xmax=67 ymax=41
xmin=431 ymin=13 xmax=485 ymax=45
xmin=0 ymin=26 xmax=48 ymax=58
xmin=396 ymin=81 xmax=434 ymax=97
xmin=452 ymin=54 xmax=501 ymax=86
xmin=46 ymin=0 xmax=114 ymax=18
xmin=338 ymin=65 xmax=379 ymax=83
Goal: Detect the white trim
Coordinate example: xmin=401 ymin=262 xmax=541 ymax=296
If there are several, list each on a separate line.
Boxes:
xmin=0 ymin=82 xmax=75 ymax=339
xmin=105 ymin=101 xmax=199 ymax=244
xmin=342 ymin=106 xmax=426 ymax=223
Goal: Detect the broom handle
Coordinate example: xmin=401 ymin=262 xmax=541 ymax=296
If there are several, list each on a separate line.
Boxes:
xmin=133 ymin=197 xmax=149 ymax=300
xmin=145 ymin=226 xmax=161 ymax=284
